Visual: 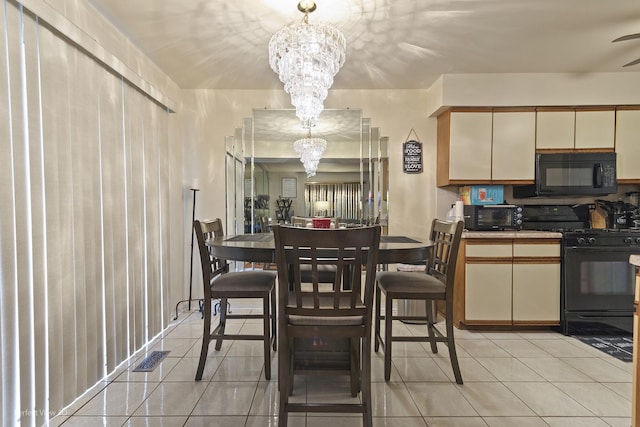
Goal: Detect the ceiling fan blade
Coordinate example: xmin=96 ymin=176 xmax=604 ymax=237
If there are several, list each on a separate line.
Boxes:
xmin=623 ymin=58 xmax=640 ymax=67
xmin=612 ymin=33 xmax=640 ymax=42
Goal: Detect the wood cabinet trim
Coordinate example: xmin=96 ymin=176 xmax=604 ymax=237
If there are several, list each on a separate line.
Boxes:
xmin=536 ymin=106 xmax=576 ymax=112
xmin=617 ymin=105 xmax=640 ymax=111
xmin=462 ymin=320 xmax=513 ymax=326
xmin=453 ymin=242 xmax=466 ymax=328
xmin=448 ymin=107 xmax=494 ymax=113
xmin=466 ymin=239 xmax=514 ymax=246
xmin=536 ymin=148 xmax=615 ymax=154
xmin=437 ymin=110 xmax=451 ymax=186
xmin=575 ymin=106 xmax=617 ymax=112
xmin=512 ymin=320 xmax=560 ymax=326
xmin=513 ymin=239 xmax=561 ymax=245
xmin=513 ymin=257 xmax=561 ymax=264
xmin=466 ymin=257 xmax=513 ymax=264
xmin=493 ymin=107 xmax=537 ymax=113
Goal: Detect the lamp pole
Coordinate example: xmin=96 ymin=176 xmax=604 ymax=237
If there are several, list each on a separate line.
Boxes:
xmin=174 ymin=184 xmax=200 ymax=319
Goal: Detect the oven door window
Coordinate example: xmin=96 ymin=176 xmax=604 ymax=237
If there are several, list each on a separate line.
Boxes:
xmin=477 ymin=209 xmax=511 ymax=227
xmin=563 ymin=248 xmax=636 ymax=312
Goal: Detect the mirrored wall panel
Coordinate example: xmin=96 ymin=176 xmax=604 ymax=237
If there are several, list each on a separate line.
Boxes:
xmin=235 ymin=109 xmax=388 ymax=234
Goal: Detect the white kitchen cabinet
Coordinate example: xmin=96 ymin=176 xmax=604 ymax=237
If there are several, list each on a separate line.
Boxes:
xmin=536 ymin=110 xmax=575 ymax=149
xmin=465 ymin=263 xmax=512 ymax=322
xmin=536 ymin=109 xmax=615 ymax=150
xmin=448 ymin=112 xmax=493 ymax=181
xmin=574 ymin=110 xmax=615 ymax=149
xmin=438 ymin=110 xmax=535 ymax=185
xmin=460 ymin=238 xmax=561 ymax=326
xmin=464 ymin=242 xmax=512 ymax=324
xmin=492 ymin=111 xmax=536 ymax=181
xmin=512 ymin=242 xmax=561 ymax=323
xmin=615 ymin=109 xmax=640 ymax=182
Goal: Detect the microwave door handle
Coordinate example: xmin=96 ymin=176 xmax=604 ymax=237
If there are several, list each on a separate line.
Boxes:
xmin=593 ymin=163 xmax=603 ymax=188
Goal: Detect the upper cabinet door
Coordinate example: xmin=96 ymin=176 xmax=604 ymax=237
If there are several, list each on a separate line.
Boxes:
xmin=575 ymin=110 xmax=615 ymax=149
xmin=615 ymin=109 xmax=640 ymax=181
xmin=492 ymin=111 xmax=536 ymax=181
xmin=449 ymin=112 xmax=492 ymax=181
xmin=536 ymin=111 xmax=575 ymax=149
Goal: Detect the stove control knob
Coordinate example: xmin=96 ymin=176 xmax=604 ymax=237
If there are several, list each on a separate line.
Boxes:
xmin=577 ymin=237 xmax=586 ymax=245
xmin=588 ymin=237 xmax=596 ymax=245
xmin=636 ymin=237 xmax=640 ymax=244
xmin=624 ymin=237 xmax=633 ymax=244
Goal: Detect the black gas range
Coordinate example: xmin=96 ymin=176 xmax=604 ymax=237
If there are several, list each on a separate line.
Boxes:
xmin=522 ymin=204 xmax=639 ymax=335
xmin=562 ymin=228 xmax=640 ymax=247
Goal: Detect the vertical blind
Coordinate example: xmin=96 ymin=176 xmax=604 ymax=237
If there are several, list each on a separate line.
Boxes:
xmin=304 ymin=182 xmax=362 ymax=220
xmin=0 ymin=1 xmax=179 ymax=425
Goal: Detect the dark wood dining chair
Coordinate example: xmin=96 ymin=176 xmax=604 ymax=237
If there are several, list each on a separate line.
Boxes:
xmin=374 ymin=219 xmax=464 ymax=384
xmin=194 ymin=219 xmax=277 ymax=381
xmin=272 ymin=224 xmax=381 ymax=427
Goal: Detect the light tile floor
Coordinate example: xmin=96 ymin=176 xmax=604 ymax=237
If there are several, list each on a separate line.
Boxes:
xmin=49 ymin=301 xmax=633 ymax=427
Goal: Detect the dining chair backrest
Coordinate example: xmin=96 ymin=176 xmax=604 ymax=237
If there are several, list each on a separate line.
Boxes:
xmin=195 ymin=218 xmax=228 ymax=285
xmin=427 ymin=219 xmax=464 ymax=298
xmin=273 ymin=225 xmax=381 ymax=319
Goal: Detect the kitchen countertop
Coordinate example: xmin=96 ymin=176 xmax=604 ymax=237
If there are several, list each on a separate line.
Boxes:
xmin=630 ymin=255 xmax=640 ymax=267
xmin=462 ymin=230 xmax=563 ymax=239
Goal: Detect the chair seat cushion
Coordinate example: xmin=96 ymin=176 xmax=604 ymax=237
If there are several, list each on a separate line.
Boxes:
xmin=211 ymin=271 xmax=275 ymax=292
xmin=376 ymin=271 xmax=445 ymax=296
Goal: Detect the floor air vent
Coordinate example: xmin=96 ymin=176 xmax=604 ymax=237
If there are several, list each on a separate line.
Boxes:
xmin=132 ymin=350 xmax=170 ymax=372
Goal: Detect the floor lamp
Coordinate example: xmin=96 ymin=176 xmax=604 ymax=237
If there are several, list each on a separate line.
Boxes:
xmin=174 ymin=180 xmax=200 ymax=320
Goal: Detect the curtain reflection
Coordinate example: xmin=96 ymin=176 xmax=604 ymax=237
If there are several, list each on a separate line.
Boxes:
xmin=305 ymin=182 xmax=362 ymax=221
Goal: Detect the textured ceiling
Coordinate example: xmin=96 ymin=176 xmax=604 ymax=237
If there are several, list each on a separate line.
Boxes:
xmin=89 ymin=0 xmax=640 ymax=90
xmin=87 ymin=0 xmax=640 ymax=174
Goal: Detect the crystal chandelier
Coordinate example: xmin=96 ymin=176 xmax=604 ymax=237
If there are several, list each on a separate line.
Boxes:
xmin=293 ymin=131 xmax=327 ymax=177
xmin=268 ymin=1 xmax=346 ymax=129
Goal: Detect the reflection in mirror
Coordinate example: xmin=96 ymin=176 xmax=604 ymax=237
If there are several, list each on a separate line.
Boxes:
xmin=240 ymin=109 xmax=388 ymax=234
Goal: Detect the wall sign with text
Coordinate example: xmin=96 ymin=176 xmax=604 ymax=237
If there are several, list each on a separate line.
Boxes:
xmin=403 ymin=140 xmax=423 ymax=173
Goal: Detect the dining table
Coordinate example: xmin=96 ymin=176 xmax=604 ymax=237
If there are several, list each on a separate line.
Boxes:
xmin=205 ymin=230 xmax=434 ymax=374
xmin=205 ymin=232 xmax=433 ymax=265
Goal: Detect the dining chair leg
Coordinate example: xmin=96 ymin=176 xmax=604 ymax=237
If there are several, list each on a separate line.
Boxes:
xmin=446 ymin=305 xmax=463 ymax=385
xmin=215 ymin=297 xmax=228 ymax=351
xmin=278 ymin=335 xmax=289 ymax=427
xmin=349 ymin=337 xmax=359 ymax=397
xmin=425 ymin=300 xmax=439 ymax=353
xmin=362 ymin=336 xmax=373 ymax=427
xmin=271 ymin=289 xmax=277 ymax=351
xmin=384 ymin=294 xmax=393 ymax=381
xmin=374 ymin=286 xmax=381 ymax=352
xmin=263 ymin=295 xmax=271 ymax=380
xmin=288 ymin=337 xmax=295 ymax=396
xmin=195 ymin=298 xmax=211 ymax=381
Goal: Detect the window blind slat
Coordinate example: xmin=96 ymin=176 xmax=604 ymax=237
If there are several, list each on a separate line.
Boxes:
xmin=1 ymin=3 xmax=178 ymax=423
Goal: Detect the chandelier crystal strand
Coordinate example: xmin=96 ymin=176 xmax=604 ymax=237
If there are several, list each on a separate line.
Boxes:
xmin=294 ymin=133 xmax=327 ymax=177
xmin=269 ymin=2 xmax=346 ymax=129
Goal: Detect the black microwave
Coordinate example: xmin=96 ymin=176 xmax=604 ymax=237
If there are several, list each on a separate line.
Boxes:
xmin=464 ymin=204 xmax=524 ymax=231
xmin=513 ymin=152 xmax=617 ymax=198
